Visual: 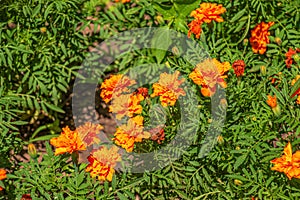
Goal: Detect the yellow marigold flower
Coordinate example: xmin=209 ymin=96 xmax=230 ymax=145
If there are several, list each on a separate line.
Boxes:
xmin=109 ymin=93 xmax=144 ymax=120
xmin=249 ymin=22 xmax=274 ymax=54
xmin=50 ymin=126 xmax=86 ymax=155
xmin=191 ymin=3 xmax=226 ymax=23
xmin=271 ymin=142 xmax=300 ymax=180
xmin=100 ymin=74 xmax=136 ymax=103
xmin=86 ymin=146 xmax=121 ymax=182
xmin=77 ymin=122 xmax=103 ymax=147
xmin=151 ymin=71 xmax=186 ymax=107
xmin=113 ymin=116 xmax=150 ymax=152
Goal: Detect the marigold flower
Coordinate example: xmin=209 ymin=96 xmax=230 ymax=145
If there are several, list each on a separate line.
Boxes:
xmin=100 ymin=74 xmax=136 ymax=103
xmin=115 ymin=0 xmax=130 ymax=3
xmin=266 ymin=95 xmax=277 ymax=108
xmin=232 ymin=60 xmax=246 ymax=77
xmin=77 ymin=122 xmax=103 ymax=147
xmin=191 ymin=3 xmax=226 ymax=23
xmin=113 ymin=116 xmax=150 ymax=152
xmin=189 ymin=58 xmax=229 ymax=97
xmin=136 ymin=87 xmax=149 ymax=98
xmin=86 ymin=146 xmax=121 ymax=182
xmin=188 ymin=19 xmax=203 ymax=39
xmin=50 ymin=126 xmax=86 ymax=155
xmin=249 ymin=22 xmax=274 ymax=54
xmin=151 ymin=71 xmax=186 ymax=107
xmin=271 ymin=142 xmax=300 ymax=180
xmin=0 ymin=168 xmax=6 ymax=191
xmin=291 ymin=75 xmax=300 ymax=104
xmin=285 ymin=48 xmax=300 ymax=68
xmin=21 ymin=194 xmax=32 ymax=200
xmin=188 ymin=3 xmax=226 ymax=38
xmin=109 ymin=93 xmax=144 ymax=119
xmin=28 ymin=143 xmax=37 ymax=159
xmin=148 ymin=125 xmax=165 ymax=144
xmin=0 ymin=169 xmax=6 ymax=180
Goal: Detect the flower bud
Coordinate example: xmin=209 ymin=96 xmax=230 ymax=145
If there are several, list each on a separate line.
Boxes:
xmin=275 ymin=37 xmax=282 ymax=45
xmin=260 ymin=65 xmax=267 ymax=76
xmin=217 ymin=135 xmax=224 ymax=145
xmin=272 ymin=104 xmax=281 ymax=117
xmin=234 ymin=179 xmax=243 ymax=186
xmin=40 ymin=27 xmax=47 ymax=33
xmin=293 ymin=54 xmax=300 ymax=63
xmin=172 ymin=46 xmax=180 ymax=57
xmin=156 ymin=15 xmax=164 ymax=25
xmin=243 ymin=38 xmax=248 ymax=46
xmin=28 ymin=143 xmax=37 ymax=159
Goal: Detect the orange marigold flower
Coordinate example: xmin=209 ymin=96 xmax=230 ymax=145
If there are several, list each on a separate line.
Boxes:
xmin=232 ymin=60 xmax=246 ymax=77
xmin=190 ymin=58 xmax=229 ymax=97
xmin=0 ymin=169 xmax=6 ymax=180
xmin=188 ymin=3 xmax=225 ymax=38
xmin=77 ymin=122 xmax=103 ymax=147
xmin=266 ymin=95 xmax=277 ymax=108
xmin=100 ymin=74 xmax=136 ymax=103
xmin=86 ymin=146 xmax=121 ymax=182
xmin=191 ymin=3 xmax=226 ymax=23
xmin=249 ymin=22 xmax=274 ymax=54
xmin=188 ymin=19 xmax=203 ymax=39
xmin=271 ymin=142 xmax=300 ymax=180
xmin=50 ymin=126 xmax=86 ymax=155
xmin=151 ymin=71 xmax=186 ymax=107
xmin=115 ymin=0 xmax=130 ymax=3
xmin=0 ymin=168 xmax=6 ymax=191
xmin=113 ymin=116 xmax=150 ymax=152
xmin=109 ymin=93 xmax=144 ymax=120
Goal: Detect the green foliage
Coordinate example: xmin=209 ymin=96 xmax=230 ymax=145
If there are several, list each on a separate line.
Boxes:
xmin=1 ymin=0 xmax=300 ymax=199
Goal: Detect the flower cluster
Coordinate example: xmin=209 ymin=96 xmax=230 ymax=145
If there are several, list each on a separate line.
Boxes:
xmin=249 ymin=21 xmax=274 ymax=54
xmin=188 ymin=3 xmax=226 ymax=39
xmin=285 ymin=48 xmax=300 ymax=68
xmin=271 ymin=142 xmax=300 ymax=180
xmin=189 ymin=58 xmax=230 ymax=97
xmin=151 ymin=71 xmax=186 ymax=107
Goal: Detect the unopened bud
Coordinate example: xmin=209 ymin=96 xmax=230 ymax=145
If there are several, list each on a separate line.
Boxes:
xmin=293 ymin=54 xmax=300 ymax=63
xmin=40 ymin=27 xmax=47 ymax=33
xmin=172 ymin=46 xmax=180 ymax=56
xmin=208 ymin=119 xmax=212 ymax=123
xmin=260 ymin=65 xmax=267 ymax=76
xmin=28 ymin=143 xmax=37 ymax=159
xmin=234 ymin=179 xmax=243 ymax=186
xmin=217 ymin=135 xmax=224 ymax=145
xmin=243 ymin=38 xmax=248 ymax=46
xmin=156 ymin=16 xmax=164 ymax=25
xmin=272 ymin=104 xmax=281 ymax=117
xmin=275 ymin=37 xmax=282 ymax=45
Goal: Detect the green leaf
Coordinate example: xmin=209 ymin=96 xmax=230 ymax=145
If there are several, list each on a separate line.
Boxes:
xmin=230 ymin=9 xmax=246 ymax=22
xmin=234 ymin=153 xmax=248 ymax=170
xmin=44 ymin=102 xmax=65 ymax=113
xmin=151 ymin=27 xmax=172 ymax=63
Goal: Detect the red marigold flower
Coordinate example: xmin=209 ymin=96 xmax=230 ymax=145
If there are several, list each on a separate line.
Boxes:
xmin=21 ymin=194 xmax=32 ymax=200
xmin=113 ymin=116 xmax=150 ymax=152
xmin=50 ymin=126 xmax=86 ymax=155
xmin=151 ymin=71 xmax=186 ymax=107
xmin=271 ymin=142 xmax=300 ymax=180
xmin=136 ymin=87 xmax=149 ymax=98
xmin=266 ymin=95 xmax=277 ymax=108
xmin=232 ymin=60 xmax=246 ymax=77
xmin=109 ymin=93 xmax=144 ymax=120
xmin=100 ymin=74 xmax=136 ymax=103
xmin=249 ymin=22 xmax=274 ymax=54
xmin=148 ymin=125 xmax=165 ymax=144
xmin=285 ymin=48 xmax=300 ymax=68
xmin=191 ymin=3 xmax=226 ymax=23
xmin=77 ymin=122 xmax=103 ymax=147
xmin=86 ymin=146 xmax=121 ymax=182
